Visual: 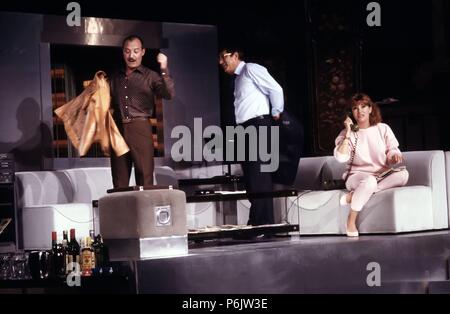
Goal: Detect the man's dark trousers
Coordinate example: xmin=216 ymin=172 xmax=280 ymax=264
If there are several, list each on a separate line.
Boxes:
xmin=110 ymin=119 xmax=154 ymax=188
xmin=240 ymin=115 xmax=274 ymax=226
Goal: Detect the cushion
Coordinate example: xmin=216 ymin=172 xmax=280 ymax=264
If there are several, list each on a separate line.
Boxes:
xmin=286 ymin=190 xmax=343 ymax=234
xmin=284 ymin=186 xmax=434 ymax=235
xmin=65 ymin=167 xmax=113 ymax=202
xmin=22 ymin=203 xmax=94 ymax=249
xmin=16 ymin=171 xmax=74 ymax=207
xmin=357 ymin=186 xmax=434 ymax=233
xmin=321 ymin=158 xmax=347 ymax=182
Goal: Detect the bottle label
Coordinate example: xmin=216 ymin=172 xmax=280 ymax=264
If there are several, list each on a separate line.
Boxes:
xmin=81 ymin=250 xmax=93 ymax=276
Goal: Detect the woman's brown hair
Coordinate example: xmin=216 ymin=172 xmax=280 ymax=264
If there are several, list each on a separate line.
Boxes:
xmin=350 ymin=93 xmax=382 ymax=126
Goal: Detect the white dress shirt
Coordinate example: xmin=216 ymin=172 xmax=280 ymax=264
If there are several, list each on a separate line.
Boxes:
xmin=233 ymin=61 xmax=284 ymax=124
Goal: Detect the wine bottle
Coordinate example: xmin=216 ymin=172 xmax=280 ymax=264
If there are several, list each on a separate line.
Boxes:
xmin=67 ymin=228 xmax=80 ymax=274
xmin=51 ymin=231 xmax=57 ymax=252
xmin=61 ymin=238 xmax=68 ymax=277
xmin=51 ymin=231 xmax=64 ymax=278
xmin=50 ymin=231 xmax=58 ymax=278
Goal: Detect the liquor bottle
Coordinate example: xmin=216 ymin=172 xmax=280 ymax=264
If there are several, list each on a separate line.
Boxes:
xmin=81 ymin=237 xmax=95 ymax=277
xmin=89 ymin=230 xmax=95 ymax=242
xmin=66 ymin=228 xmax=80 ymax=274
xmin=63 ymin=230 xmax=68 ymax=242
xmin=61 ymin=238 xmax=68 ymax=277
xmin=93 ymin=234 xmax=109 ymax=268
xmin=61 ymin=229 xmax=69 ymax=275
xmin=88 ymin=230 xmax=97 ymax=272
xmin=88 ymin=237 xmax=96 ymax=270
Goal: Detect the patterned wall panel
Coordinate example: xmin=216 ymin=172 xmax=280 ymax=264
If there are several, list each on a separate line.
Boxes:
xmin=306 ymin=0 xmax=361 ymax=154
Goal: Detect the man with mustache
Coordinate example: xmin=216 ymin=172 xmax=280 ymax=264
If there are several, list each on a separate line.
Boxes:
xmin=219 ymin=48 xmax=284 ymax=226
xmin=110 ymin=35 xmax=175 ymax=188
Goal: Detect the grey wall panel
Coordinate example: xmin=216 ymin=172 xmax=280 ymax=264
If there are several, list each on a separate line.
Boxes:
xmin=161 ymin=23 xmax=221 ymax=166
xmin=0 ymin=12 xmax=46 ymax=171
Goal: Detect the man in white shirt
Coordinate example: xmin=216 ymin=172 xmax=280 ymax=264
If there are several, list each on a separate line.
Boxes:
xmin=219 ymin=48 xmax=284 ymax=226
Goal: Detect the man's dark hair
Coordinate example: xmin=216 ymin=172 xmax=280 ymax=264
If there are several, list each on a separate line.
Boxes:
xmin=220 ymin=46 xmax=244 ymax=61
xmin=122 ymin=35 xmax=145 ymax=49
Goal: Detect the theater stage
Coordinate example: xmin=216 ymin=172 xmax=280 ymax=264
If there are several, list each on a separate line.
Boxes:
xmin=132 ymin=230 xmax=450 ymax=294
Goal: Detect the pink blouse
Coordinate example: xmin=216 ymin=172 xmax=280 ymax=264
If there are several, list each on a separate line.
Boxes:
xmin=334 ymin=123 xmax=402 ymax=177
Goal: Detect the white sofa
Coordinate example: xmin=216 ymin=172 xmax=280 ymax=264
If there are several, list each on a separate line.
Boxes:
xmin=16 ymin=168 xmax=136 ymax=249
xmin=277 ymin=150 xmax=448 ymax=234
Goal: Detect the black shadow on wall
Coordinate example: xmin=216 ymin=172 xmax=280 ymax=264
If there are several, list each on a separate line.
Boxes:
xmin=0 ymin=98 xmax=52 ymax=171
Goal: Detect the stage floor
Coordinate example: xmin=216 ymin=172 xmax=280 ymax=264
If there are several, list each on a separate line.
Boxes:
xmin=134 ymin=230 xmax=450 ymax=293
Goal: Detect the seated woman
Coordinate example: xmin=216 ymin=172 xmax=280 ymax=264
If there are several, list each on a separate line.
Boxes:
xmin=334 ymin=93 xmax=409 ymax=237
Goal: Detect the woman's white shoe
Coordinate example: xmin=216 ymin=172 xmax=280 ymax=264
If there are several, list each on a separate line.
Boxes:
xmin=342 ymin=192 xmax=358 ymax=236
xmin=346 ymin=227 xmax=359 ymax=237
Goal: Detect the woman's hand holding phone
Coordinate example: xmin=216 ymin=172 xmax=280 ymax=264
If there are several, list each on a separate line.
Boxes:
xmin=344 ymin=116 xmax=354 ymax=135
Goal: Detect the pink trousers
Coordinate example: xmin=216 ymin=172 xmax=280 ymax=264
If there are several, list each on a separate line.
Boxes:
xmin=345 ymin=169 xmax=409 ymax=212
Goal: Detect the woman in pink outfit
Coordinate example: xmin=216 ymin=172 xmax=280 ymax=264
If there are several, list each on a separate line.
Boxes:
xmin=334 ymin=93 xmax=409 ymax=237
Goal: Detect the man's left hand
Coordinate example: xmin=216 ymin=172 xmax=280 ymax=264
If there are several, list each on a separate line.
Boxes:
xmin=157 ymin=53 xmax=168 ymax=70
xmin=272 ymin=114 xmax=281 ymax=121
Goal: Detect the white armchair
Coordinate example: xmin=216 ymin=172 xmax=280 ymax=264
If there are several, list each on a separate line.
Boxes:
xmin=278 ymin=150 xmax=448 ymax=234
